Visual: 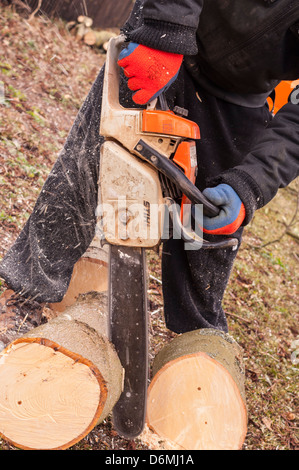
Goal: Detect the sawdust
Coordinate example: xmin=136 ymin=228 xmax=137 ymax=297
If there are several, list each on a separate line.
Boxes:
xmin=138 ymin=424 xmax=179 ymax=450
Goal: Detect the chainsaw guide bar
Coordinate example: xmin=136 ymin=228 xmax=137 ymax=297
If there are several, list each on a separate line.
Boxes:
xmin=108 ymin=244 xmax=148 ymax=438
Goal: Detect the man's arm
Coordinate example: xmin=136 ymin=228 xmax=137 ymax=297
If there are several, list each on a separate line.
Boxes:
xmin=122 ymin=0 xmax=204 ymax=55
xmin=118 ymin=0 xmax=204 ymax=104
xmin=207 ymin=100 xmax=299 ymax=225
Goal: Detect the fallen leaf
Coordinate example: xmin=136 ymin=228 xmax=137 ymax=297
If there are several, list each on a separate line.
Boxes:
xmin=286 ymin=412 xmax=296 ymax=421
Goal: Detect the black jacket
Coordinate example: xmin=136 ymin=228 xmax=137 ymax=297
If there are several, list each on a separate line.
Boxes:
xmin=123 ymin=0 xmax=299 ymax=223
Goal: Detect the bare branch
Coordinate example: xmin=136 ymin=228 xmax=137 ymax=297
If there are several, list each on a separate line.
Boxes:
xmin=11 ymin=0 xmax=31 ymax=12
xmin=28 ymin=0 xmax=42 ymax=21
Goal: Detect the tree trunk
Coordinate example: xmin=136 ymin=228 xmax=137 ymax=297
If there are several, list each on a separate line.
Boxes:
xmin=0 ymin=292 xmax=123 ymax=450
xmin=146 ymin=328 xmax=247 ymax=450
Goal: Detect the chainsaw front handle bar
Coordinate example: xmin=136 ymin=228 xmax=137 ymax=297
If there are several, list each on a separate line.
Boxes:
xmin=133 ymin=139 xmax=220 ymax=218
xmin=165 ymin=198 xmax=238 ymax=250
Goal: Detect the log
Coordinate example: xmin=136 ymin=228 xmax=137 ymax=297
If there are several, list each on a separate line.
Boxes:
xmin=0 ymin=292 xmax=123 ymax=450
xmin=83 ymin=30 xmax=117 ymax=48
xmin=146 ymin=328 xmax=247 ymax=450
xmin=66 ymin=20 xmax=77 ymax=32
xmin=50 ymin=239 xmax=108 ymax=314
xmin=75 ymin=23 xmax=90 ymax=41
xmin=49 ymin=257 xmax=108 ymax=313
xmin=77 ymin=15 xmax=93 ymax=28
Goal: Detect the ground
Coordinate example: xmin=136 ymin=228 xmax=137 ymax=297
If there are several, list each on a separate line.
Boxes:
xmin=0 ymin=3 xmax=298 ymax=451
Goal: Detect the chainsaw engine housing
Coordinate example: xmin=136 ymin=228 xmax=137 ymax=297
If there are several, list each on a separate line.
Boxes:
xmin=99 ymin=140 xmax=164 ymax=247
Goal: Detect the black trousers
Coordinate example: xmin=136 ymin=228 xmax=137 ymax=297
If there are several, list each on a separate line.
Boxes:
xmin=162 ymin=71 xmax=272 ymax=333
xmin=0 ymin=65 xmax=271 ymax=332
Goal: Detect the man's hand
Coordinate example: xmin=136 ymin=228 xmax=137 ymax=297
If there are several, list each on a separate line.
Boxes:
xmin=118 ymin=42 xmax=183 ymax=105
xmin=202 ymin=184 xmax=246 ymax=235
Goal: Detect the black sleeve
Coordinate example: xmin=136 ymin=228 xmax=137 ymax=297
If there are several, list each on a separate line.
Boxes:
xmin=207 ymin=99 xmax=299 ymax=225
xmin=121 ymin=0 xmax=204 ymax=55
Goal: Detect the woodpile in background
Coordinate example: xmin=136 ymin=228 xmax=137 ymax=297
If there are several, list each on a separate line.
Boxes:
xmin=66 ymin=15 xmax=117 ymax=51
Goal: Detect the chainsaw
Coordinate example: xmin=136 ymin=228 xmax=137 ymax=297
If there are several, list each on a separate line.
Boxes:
xmin=98 ymin=35 xmax=238 ymax=439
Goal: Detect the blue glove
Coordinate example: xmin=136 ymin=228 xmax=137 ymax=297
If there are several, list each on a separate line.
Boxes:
xmin=202 ymin=184 xmax=246 ymax=235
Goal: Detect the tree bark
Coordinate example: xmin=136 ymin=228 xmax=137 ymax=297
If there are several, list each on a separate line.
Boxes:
xmin=83 ymin=30 xmax=117 ymax=48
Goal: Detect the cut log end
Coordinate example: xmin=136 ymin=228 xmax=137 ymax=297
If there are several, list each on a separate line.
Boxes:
xmin=0 ymin=291 xmax=123 ymax=450
xmin=0 ymin=338 xmax=107 ymax=450
xmin=77 ymin=15 xmax=93 ymax=27
xmin=147 ymin=329 xmax=247 ymax=450
xmin=83 ymin=30 xmax=97 ymax=46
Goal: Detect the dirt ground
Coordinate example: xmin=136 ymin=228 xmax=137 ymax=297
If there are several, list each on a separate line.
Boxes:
xmin=0 ymin=3 xmax=298 ymax=451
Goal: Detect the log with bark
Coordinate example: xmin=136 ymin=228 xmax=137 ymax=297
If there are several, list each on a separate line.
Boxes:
xmin=0 ymin=292 xmax=123 ymax=450
xmin=83 ymin=30 xmax=117 ymax=49
xmin=49 ymin=257 xmax=108 ymax=313
xmin=77 ymin=15 xmax=93 ymax=28
xmin=49 ymin=237 xmax=108 ymax=314
xmin=146 ymin=328 xmax=247 ymax=450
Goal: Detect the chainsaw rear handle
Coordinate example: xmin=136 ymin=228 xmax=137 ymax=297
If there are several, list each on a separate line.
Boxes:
xmin=103 ymin=35 xmax=220 ymax=218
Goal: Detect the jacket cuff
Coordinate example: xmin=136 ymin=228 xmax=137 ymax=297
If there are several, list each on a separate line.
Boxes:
xmin=124 ymin=19 xmax=198 ymax=55
xmin=206 ymin=169 xmax=264 ymax=226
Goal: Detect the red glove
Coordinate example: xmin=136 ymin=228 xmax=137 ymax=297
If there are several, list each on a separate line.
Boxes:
xmin=118 ymin=42 xmax=183 ymax=105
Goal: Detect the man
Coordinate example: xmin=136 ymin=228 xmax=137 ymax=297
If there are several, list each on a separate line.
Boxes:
xmin=0 ymin=0 xmax=298 ymax=334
